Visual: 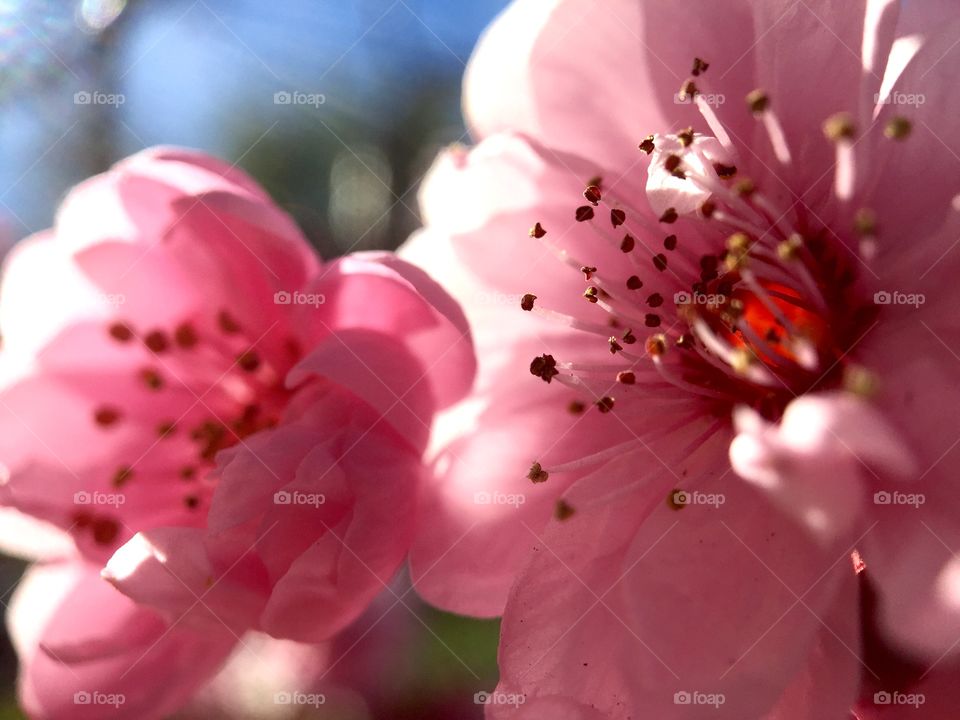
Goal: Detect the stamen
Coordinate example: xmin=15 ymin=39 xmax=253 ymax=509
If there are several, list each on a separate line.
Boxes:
xmin=824 ymin=113 xmax=858 ymax=201
xmin=94 ymin=407 xmax=121 ymax=427
xmin=108 ymin=322 xmax=134 ymax=342
xmin=884 ymin=117 xmax=912 ymax=141
xmin=530 ymin=354 xmax=560 ymax=383
xmin=217 ymin=311 xmax=241 ymax=334
xmin=174 ymin=323 xmax=199 ymax=349
xmin=144 ymin=330 xmax=169 ymax=353
xmin=529 ymin=222 xmax=547 ymax=238
xmin=747 ymin=90 xmax=792 ymax=165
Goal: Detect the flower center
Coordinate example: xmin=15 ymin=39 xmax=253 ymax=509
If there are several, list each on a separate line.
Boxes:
xmin=518 ymin=57 xmax=910 ymax=491
xmin=78 ymin=308 xmax=298 ymax=546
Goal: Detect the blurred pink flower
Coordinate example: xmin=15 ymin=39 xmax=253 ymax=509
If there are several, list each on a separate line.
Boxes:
xmin=407 ymin=0 xmax=960 ymax=716
xmin=0 ymin=147 xmax=474 ymax=719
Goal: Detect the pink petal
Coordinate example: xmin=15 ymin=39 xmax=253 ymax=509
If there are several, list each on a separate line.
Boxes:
xmin=866 ymin=18 xmax=960 ymax=245
xmin=10 ymin=560 xmax=236 ymax=720
xmin=103 ymin=527 xmax=268 ymax=632
xmin=464 ymin=0 xmax=672 ymax=169
xmin=419 ymin=133 xmax=647 ymax=320
xmin=619 ymin=473 xmax=861 ymax=719
xmin=730 ymin=393 xmax=913 ymax=544
xmin=410 ymin=333 xmax=633 ymax=617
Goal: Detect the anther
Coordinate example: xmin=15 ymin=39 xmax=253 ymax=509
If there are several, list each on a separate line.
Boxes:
xmin=576 ymin=206 xmax=595 ymax=222
xmin=581 ymin=266 xmax=598 ymax=281
xmin=659 ymin=208 xmax=678 ymax=224
xmin=823 ymin=113 xmax=857 ymax=142
xmin=746 ymin=89 xmax=769 ymax=114
xmin=174 ymin=323 xmax=198 ymax=349
xmin=854 ymin=208 xmax=877 ymax=236
xmin=555 ymin=499 xmax=576 ymax=521
xmin=520 ymin=294 xmax=537 ymax=311
xmin=530 ymin=354 xmax=559 ymax=383
xmin=108 ymin=322 xmax=134 ymax=343
xmin=844 ymin=365 xmax=879 ymax=397
xmin=529 ymin=222 xmax=547 ymax=238
xmin=608 ymin=337 xmax=624 ymax=354
xmin=218 ymin=310 xmax=241 ymax=334
xmin=678 ymin=127 xmax=695 ymax=147
xmin=583 ymin=286 xmax=600 ymax=304
xmin=144 ymin=330 xmax=169 ymax=353
xmin=584 ymin=185 xmax=602 ymax=206
xmin=622 ymin=329 xmax=637 ymax=345
xmin=777 ymin=234 xmax=804 ymax=261
xmin=237 ymin=350 xmax=261 ymax=372
xmin=714 ymin=163 xmax=737 ymax=179
xmin=884 ymin=117 xmax=912 ymax=140
xmin=140 ymin=368 xmax=164 ymax=390
xmin=528 ymin=462 xmax=549 ymax=483
xmin=639 ymin=135 xmax=656 ymax=155
xmin=92 ymin=519 xmax=119 ymax=545
xmin=646 ymin=334 xmax=668 ymax=357
xmin=616 ymin=371 xmax=636 ymax=385
xmin=678 ymin=79 xmax=699 ymax=102
xmin=691 ymin=57 xmax=710 ymax=76
xmin=94 ymin=407 xmax=121 ymax=427
xmin=664 ymin=155 xmax=683 ymax=173
xmin=699 ymin=201 xmax=716 ymax=219
xmin=596 ymin=396 xmax=615 ymax=413
xmin=568 ymin=400 xmax=587 ymax=415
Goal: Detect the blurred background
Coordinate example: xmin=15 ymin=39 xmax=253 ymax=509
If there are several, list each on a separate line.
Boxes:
xmin=0 ymin=0 xmax=509 ymax=717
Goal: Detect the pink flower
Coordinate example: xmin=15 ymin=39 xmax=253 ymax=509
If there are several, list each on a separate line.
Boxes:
xmin=408 ymin=0 xmax=960 ymax=716
xmin=0 ymin=147 xmax=474 ymax=718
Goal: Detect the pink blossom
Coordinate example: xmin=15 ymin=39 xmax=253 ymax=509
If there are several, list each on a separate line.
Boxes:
xmin=408 ymin=0 xmax=960 ymax=716
xmin=0 ymin=147 xmax=474 ymax=718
